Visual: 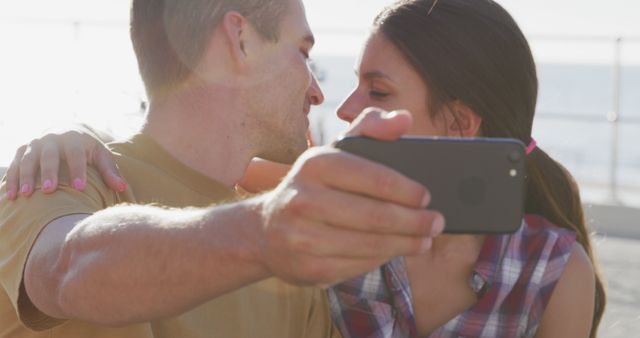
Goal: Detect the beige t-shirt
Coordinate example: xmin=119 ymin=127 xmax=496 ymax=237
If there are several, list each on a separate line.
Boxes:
xmin=0 ymin=134 xmax=341 ymax=338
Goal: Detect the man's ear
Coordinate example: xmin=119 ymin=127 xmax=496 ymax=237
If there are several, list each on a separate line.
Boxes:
xmin=447 ymin=101 xmax=482 ymax=137
xmin=221 ymin=11 xmax=250 ymax=68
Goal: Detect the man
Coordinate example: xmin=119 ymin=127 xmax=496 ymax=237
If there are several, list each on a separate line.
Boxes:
xmin=0 ymin=0 xmax=444 ymax=337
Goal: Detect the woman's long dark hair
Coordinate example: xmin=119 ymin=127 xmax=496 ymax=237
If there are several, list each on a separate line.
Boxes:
xmin=374 ymin=0 xmax=605 ymax=336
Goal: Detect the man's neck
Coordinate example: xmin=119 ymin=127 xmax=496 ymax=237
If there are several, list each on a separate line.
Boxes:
xmin=141 ymin=88 xmax=255 ymax=188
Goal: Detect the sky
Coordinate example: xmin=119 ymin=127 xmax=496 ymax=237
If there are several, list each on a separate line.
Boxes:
xmin=0 ymin=0 xmax=639 ymax=165
xmin=2 ymin=0 xmax=640 ymax=36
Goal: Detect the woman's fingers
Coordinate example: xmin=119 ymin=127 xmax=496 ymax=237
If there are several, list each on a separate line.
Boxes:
xmin=62 ymin=137 xmax=88 ymax=191
xmin=39 ymin=139 xmax=61 ymax=194
xmin=18 ymin=142 xmax=40 ymax=197
xmin=5 ymin=129 xmax=125 ymax=198
xmin=5 ymin=145 xmax=26 ymax=200
xmin=92 ymin=145 xmax=127 ymax=192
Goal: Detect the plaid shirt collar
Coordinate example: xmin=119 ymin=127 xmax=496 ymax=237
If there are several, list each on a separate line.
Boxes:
xmin=329 ymin=221 xmax=525 ymax=338
xmin=468 ymin=229 xmax=515 ymax=297
xmin=390 ymin=226 xmax=517 ymax=335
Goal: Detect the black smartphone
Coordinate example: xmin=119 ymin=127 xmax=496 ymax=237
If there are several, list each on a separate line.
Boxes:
xmin=333 ymin=136 xmax=526 ymax=234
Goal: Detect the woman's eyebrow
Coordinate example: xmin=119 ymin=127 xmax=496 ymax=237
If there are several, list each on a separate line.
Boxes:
xmin=361 ymin=70 xmax=396 ymax=84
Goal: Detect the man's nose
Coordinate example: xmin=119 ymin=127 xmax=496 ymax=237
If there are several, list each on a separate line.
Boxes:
xmin=308 ymin=75 xmax=324 ymax=106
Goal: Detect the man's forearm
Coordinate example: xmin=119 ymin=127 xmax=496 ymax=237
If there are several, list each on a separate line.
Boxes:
xmin=27 ymin=199 xmax=270 ymax=326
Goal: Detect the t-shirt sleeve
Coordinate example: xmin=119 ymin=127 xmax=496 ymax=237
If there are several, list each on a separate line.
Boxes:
xmin=0 ymin=167 xmax=116 ymax=331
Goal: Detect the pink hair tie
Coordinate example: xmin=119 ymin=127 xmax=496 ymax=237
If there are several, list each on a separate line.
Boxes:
xmin=525 ymin=138 xmax=537 ymax=155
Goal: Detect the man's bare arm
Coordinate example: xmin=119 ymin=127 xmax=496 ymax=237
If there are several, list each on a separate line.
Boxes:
xmin=24 ymin=203 xmax=268 ymax=326
xmin=25 ymin=157 xmax=441 ymax=326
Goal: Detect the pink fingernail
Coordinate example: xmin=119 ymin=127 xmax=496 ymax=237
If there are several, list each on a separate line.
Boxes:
xmin=73 ymin=178 xmax=86 ymax=191
xmin=21 ymin=184 xmax=30 ymax=195
xmin=43 ymin=180 xmax=53 ymax=191
xmin=117 ymin=180 xmax=127 ymax=192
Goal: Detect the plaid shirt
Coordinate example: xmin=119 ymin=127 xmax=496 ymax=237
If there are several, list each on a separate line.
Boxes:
xmin=328 ymin=214 xmax=576 ymax=338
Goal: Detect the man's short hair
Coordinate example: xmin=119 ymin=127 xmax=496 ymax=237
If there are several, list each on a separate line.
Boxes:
xmin=131 ymin=0 xmax=288 ymax=98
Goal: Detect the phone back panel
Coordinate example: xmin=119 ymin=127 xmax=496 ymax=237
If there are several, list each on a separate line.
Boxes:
xmin=334 ymin=137 xmax=526 ymax=234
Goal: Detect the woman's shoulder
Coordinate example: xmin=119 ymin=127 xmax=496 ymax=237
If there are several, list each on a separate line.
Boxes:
xmin=470 ymin=215 xmax=581 ymax=335
xmin=475 ymin=215 xmax=576 ymax=285
xmin=503 ymin=214 xmax=578 ymax=276
xmin=519 ymin=214 xmax=577 ymax=250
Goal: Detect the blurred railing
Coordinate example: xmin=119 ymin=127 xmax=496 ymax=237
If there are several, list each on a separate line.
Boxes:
xmin=529 ymin=35 xmax=640 ymax=206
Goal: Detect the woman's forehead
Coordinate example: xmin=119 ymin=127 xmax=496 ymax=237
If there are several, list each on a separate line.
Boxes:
xmin=357 ymin=33 xmax=420 ymax=81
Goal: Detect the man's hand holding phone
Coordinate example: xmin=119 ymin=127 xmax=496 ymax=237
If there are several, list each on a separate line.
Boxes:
xmin=256 ymin=108 xmax=445 ymax=286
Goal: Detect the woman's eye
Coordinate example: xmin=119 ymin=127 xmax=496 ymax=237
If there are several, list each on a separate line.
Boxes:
xmin=369 ymin=91 xmax=389 ymax=99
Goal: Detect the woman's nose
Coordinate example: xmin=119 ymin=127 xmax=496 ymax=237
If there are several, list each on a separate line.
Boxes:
xmin=336 ymin=94 xmax=361 ymax=123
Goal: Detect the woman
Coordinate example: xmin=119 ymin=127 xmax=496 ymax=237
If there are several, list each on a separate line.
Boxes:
xmin=5 ymin=0 xmax=604 ymax=337
xmin=326 ymin=1 xmax=605 ymax=337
